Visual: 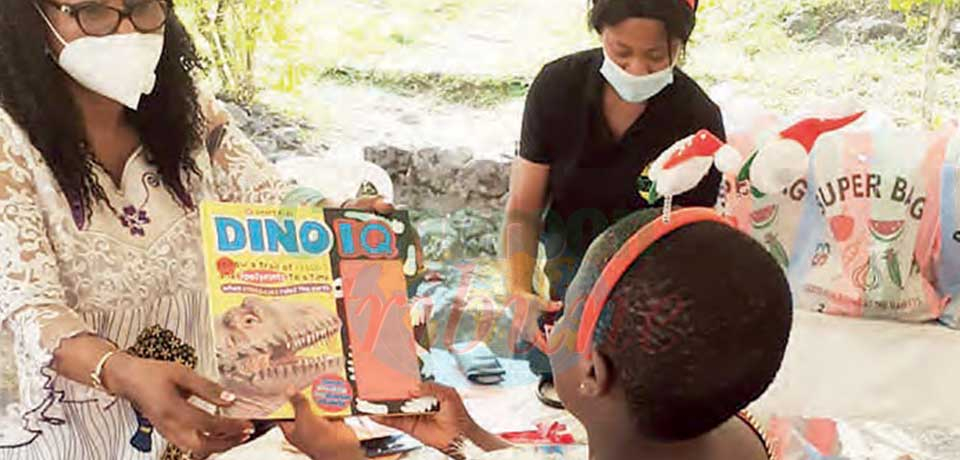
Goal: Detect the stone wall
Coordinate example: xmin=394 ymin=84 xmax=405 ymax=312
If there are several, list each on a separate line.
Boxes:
xmin=224 ymin=102 xmax=511 ymax=262
xmin=363 ymin=144 xmax=511 ymax=261
xmin=363 ymin=144 xmax=511 ymax=214
xmin=224 ymin=100 xmax=513 ymax=216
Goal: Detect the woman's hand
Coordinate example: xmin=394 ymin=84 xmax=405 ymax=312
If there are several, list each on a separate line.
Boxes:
xmin=341 ymin=195 xmax=395 ymax=214
xmin=280 ymin=390 xmax=363 ymax=460
xmin=372 ymin=383 xmax=477 ymax=451
xmin=103 ymin=354 xmax=253 ymax=459
xmin=507 ymin=291 xmax=563 ymax=349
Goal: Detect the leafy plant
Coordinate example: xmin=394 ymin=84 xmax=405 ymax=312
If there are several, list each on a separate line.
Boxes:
xmin=320 ymin=67 xmax=529 ymax=107
xmin=177 ymin=0 xmax=303 ymax=103
xmin=890 ymin=0 xmax=959 ymax=13
xmin=888 ymin=0 xmax=958 ymax=126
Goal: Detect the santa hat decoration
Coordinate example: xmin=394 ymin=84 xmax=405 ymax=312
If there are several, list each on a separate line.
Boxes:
xmin=648 ymin=129 xmax=731 ymax=221
xmin=747 ymin=112 xmax=865 ymax=195
xmin=713 ymin=139 xmax=746 ymax=175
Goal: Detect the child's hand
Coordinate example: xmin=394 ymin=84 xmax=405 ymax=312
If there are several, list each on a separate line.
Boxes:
xmin=279 ymin=390 xmax=362 ymax=460
xmin=372 ymin=383 xmax=474 ymax=451
xmin=507 ymin=291 xmax=563 ymax=348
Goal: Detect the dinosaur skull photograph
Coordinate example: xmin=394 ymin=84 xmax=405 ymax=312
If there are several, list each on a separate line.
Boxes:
xmin=214 ymin=296 xmax=345 ymax=416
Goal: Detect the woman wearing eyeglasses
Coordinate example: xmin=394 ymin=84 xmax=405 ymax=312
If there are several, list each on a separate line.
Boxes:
xmin=0 ymin=1 xmax=390 ymax=459
xmin=503 ymin=0 xmax=725 ymax=409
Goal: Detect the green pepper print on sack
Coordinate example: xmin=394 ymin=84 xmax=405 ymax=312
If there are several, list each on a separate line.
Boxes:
xmin=883 ymin=248 xmax=904 ymax=290
xmin=736 ymin=151 xmax=766 ymax=199
xmin=764 ymin=233 xmax=790 ymax=268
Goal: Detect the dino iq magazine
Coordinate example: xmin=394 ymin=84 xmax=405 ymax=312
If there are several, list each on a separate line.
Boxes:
xmin=199 ymin=202 xmax=437 ymax=420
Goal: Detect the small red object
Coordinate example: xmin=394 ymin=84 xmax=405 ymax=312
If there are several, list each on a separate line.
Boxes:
xmin=500 ymin=422 xmax=577 ymax=445
xmin=663 ymin=129 xmax=725 ymax=170
xmin=778 ymin=112 xmax=865 ymax=153
xmin=216 ymin=257 xmax=237 ymax=277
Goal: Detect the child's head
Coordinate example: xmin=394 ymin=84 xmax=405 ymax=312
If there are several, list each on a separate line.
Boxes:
xmin=547 ymin=208 xmax=792 ymax=442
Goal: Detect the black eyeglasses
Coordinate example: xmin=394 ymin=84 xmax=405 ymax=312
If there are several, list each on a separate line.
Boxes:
xmin=39 ymin=0 xmax=169 ymax=37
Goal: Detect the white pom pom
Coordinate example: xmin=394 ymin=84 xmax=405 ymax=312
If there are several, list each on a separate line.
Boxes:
xmin=749 ymin=139 xmax=808 ymax=194
xmin=714 ymin=144 xmax=743 ymax=174
xmin=654 ymin=157 xmax=713 ymax=197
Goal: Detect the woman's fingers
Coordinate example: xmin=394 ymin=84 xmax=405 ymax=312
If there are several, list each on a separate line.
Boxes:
xmin=175 ymin=366 xmax=236 ymax=407
xmin=159 ymin=405 xmax=251 ymax=457
xmin=343 ymin=195 xmax=395 ymax=215
xmin=159 ymin=420 xmax=205 ymax=454
xmin=193 ymin=430 xmax=249 ymax=458
xmin=130 ymin=362 xmax=251 ymax=457
xmin=209 ymin=416 xmax=254 ymax=439
xmin=374 ymin=198 xmax=395 ymax=214
xmin=170 ymin=399 xmax=249 ymax=441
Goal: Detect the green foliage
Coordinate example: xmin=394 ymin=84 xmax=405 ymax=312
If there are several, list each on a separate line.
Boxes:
xmin=177 ymin=0 xmax=304 ymax=103
xmin=891 ymin=0 xmax=958 ymax=127
xmin=889 ymin=0 xmax=958 ymax=31
xmin=889 ymin=0 xmax=959 ymax=13
xmin=320 ymin=67 xmax=529 ymax=108
xmin=172 ymin=0 xmax=958 ymax=126
xmin=177 ymin=0 xmax=487 ymax=102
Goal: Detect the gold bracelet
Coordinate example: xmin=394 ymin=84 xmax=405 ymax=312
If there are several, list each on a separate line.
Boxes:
xmin=90 ymin=349 xmax=120 ymax=395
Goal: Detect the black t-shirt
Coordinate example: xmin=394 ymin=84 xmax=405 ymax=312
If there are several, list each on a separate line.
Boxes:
xmin=519 ymin=48 xmax=725 ymax=300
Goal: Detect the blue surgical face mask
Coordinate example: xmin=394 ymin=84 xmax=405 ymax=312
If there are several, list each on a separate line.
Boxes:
xmin=599 ymin=49 xmax=674 ymax=104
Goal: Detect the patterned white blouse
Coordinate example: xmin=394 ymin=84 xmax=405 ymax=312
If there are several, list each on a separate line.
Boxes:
xmin=0 ymin=92 xmax=321 ymax=459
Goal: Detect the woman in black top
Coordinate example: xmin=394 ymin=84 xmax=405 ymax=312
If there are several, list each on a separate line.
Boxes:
xmin=502 ymin=0 xmax=725 ymax=406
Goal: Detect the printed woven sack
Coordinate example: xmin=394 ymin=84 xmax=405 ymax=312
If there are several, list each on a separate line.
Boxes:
xmin=788 ymin=122 xmax=953 ymax=321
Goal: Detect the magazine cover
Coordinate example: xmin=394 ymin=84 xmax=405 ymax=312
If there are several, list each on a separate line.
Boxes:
xmin=200 ymin=202 xmax=438 ymax=419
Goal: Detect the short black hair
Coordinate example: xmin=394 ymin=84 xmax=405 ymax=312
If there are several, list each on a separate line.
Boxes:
xmin=589 ymin=0 xmax=698 ymax=44
xmin=566 ymin=208 xmax=792 ymax=442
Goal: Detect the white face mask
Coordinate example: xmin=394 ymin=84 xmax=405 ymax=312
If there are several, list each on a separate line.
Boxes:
xmin=35 ymin=4 xmax=164 ymax=111
xmin=599 ymin=49 xmax=674 ymax=104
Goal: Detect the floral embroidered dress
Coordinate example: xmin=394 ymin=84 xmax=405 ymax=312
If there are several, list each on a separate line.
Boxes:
xmin=0 ymin=94 xmax=323 ymax=459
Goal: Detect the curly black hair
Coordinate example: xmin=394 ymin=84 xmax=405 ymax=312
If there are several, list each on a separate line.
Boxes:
xmin=566 ymin=208 xmax=792 ymax=442
xmin=0 ymin=0 xmax=204 ymax=226
xmin=589 ymin=0 xmax=698 ymax=44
